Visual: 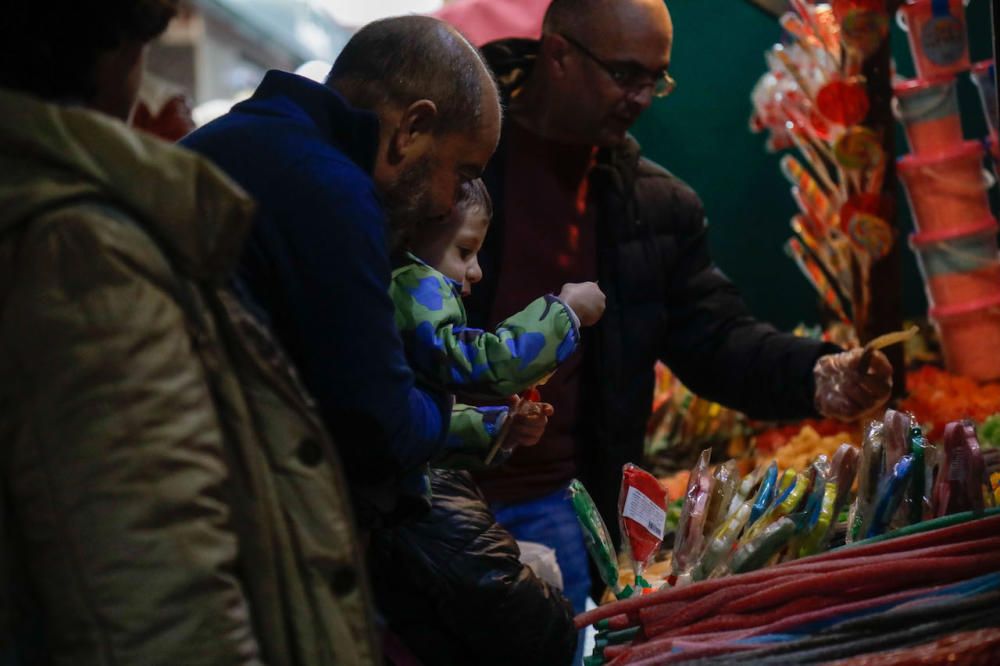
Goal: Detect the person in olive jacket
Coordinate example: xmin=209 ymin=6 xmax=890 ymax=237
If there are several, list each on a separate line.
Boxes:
xmin=0 ymin=2 xmax=377 ymax=663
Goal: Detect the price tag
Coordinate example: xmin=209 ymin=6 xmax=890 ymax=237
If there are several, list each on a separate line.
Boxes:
xmin=623 ymin=486 xmax=667 ymax=540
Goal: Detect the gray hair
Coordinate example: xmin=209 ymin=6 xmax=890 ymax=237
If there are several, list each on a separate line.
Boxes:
xmin=327 ymin=15 xmax=498 ymax=133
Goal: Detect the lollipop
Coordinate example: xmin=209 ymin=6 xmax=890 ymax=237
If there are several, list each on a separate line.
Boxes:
xmin=816 ymin=78 xmax=870 ymax=126
xmin=833 ymin=126 xmax=883 ymax=170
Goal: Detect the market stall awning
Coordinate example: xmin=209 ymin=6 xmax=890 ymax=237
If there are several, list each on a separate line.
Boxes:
xmin=433 ymin=0 xmax=550 ymax=46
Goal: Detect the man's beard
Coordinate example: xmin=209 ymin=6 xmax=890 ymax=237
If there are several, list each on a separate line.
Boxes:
xmin=382 ymin=154 xmax=435 ymax=252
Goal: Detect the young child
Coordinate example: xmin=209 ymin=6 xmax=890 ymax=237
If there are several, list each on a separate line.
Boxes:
xmin=390 ymin=179 xmax=605 ymax=466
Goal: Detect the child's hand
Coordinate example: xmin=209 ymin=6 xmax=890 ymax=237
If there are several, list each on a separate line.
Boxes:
xmin=504 ymin=400 xmax=555 ymax=451
xmin=558 ymin=281 xmax=606 ymax=327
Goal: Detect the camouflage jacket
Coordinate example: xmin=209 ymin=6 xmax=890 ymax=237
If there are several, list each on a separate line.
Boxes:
xmin=391 ymin=254 xmax=579 ymax=459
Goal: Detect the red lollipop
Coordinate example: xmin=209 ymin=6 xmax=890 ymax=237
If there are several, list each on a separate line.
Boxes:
xmin=817 ymin=79 xmax=870 ymax=126
xmin=831 ymin=0 xmax=884 ymax=23
xmin=839 ymin=192 xmax=884 ymax=232
xmin=809 ymin=108 xmax=833 ymax=140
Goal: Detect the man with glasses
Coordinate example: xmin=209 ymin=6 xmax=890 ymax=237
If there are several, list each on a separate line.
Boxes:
xmin=463 ymin=0 xmax=893 ymax=615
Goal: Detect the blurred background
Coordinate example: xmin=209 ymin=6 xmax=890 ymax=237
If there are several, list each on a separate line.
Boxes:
xmin=147 ymin=0 xmax=996 ymax=329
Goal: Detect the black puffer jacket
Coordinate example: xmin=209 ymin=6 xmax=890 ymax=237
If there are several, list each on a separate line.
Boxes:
xmin=368 ymin=470 xmax=576 ymax=666
xmin=469 ymin=39 xmax=841 ymax=539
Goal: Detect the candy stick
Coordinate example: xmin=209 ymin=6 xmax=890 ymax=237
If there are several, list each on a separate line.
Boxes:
xmin=857 ymin=325 xmax=918 ymax=374
xmin=792 ymin=0 xmax=842 ymax=66
xmin=788 ymin=235 xmax=854 ymax=322
xmin=484 ymin=396 xmax=519 ymax=465
xmin=781 ymin=155 xmax=837 ymax=209
xmin=787 ymin=126 xmax=840 ymax=195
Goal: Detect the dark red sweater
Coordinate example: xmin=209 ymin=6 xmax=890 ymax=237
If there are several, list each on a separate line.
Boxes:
xmin=474 ymin=121 xmax=598 ymax=504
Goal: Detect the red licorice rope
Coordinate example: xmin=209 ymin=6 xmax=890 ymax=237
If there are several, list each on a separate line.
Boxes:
xmin=576 ymin=520 xmax=1000 ymax=629
xmin=574 ymin=514 xmax=1000 ymax=630
xmin=724 ymin=552 xmax=1000 ymax=614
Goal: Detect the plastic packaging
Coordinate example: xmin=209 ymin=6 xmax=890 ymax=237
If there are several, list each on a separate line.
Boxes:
xmin=930 ymin=295 xmax=1000 ymax=382
xmin=893 ymin=75 xmax=962 ymax=155
xmin=671 ymin=449 xmax=713 ymax=578
xmin=745 ymin=469 xmax=802 ymax=544
xmin=798 ymin=479 xmax=838 ymax=557
xmin=884 ymin=410 xmax=919 ymax=528
xmin=848 ymin=419 xmax=886 ymax=542
xmin=569 ymin=479 xmax=621 ymax=596
xmin=897 ymin=141 xmax=993 ymax=235
xmin=908 ymin=425 xmax=931 ymax=524
xmin=730 ymin=516 xmax=798 ymax=574
xmin=618 ymin=464 xmax=669 ymax=586
xmin=749 ymin=462 xmax=780 ymax=528
xmin=729 ymin=466 xmax=763 ymax=516
xmin=813 ymin=348 xmax=893 ymax=421
xmin=867 ymin=454 xmax=916 ymax=538
xmin=703 ymin=460 xmax=739 ymax=539
xmin=883 ymin=409 xmax=912 ymax=471
xmin=933 ymin=421 xmax=988 ymax=517
xmin=831 ymin=443 xmax=861 ymax=512
xmin=909 ymin=219 xmax=1000 ymax=309
xmin=897 ymin=0 xmax=970 ymax=80
xmin=787 ymin=458 xmax=831 ymax=559
xmin=691 ymin=499 xmax=753 ymax=581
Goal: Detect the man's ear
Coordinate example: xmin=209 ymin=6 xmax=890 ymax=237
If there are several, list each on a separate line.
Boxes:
xmin=539 ymin=34 xmax=571 ymax=78
xmin=388 ymin=98 xmax=438 ymax=163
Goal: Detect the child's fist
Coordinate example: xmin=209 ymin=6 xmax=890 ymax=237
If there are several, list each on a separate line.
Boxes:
xmin=559 ymin=281 xmax=606 ymax=327
xmin=505 ymin=400 xmax=554 ymax=450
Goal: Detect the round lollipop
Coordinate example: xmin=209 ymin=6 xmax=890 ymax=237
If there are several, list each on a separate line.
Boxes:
xmin=816 ymin=79 xmax=870 ymax=126
xmin=847 ymin=212 xmax=894 ymax=260
xmin=833 ymin=126 xmax=883 ymax=170
xmin=833 ymin=0 xmax=890 ymax=59
xmin=838 ymin=192 xmax=884 ymax=231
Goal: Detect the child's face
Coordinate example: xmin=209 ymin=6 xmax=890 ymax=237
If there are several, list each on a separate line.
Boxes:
xmin=412 ymin=205 xmax=489 ymax=297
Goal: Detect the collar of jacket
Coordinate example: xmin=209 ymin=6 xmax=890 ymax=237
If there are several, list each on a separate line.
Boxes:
xmin=249 ymin=70 xmax=380 ymax=177
xmin=482 ymin=36 xmax=643 ymax=204
xmin=0 ymin=86 xmax=256 ymax=284
xmin=400 ymin=251 xmax=464 ymax=294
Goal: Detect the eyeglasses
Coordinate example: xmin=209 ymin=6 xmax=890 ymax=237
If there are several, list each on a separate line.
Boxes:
xmin=558 ymin=33 xmax=677 ymax=98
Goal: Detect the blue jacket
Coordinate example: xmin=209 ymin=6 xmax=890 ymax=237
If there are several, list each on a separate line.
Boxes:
xmin=182 ymin=71 xmax=450 ymax=522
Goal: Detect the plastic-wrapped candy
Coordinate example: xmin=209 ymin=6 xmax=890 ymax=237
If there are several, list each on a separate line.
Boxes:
xmin=730 ymin=516 xmax=799 ymax=574
xmin=749 ymin=462 xmax=780 ymax=528
xmin=883 ymin=409 xmax=911 ymax=472
xmin=728 ymin=466 xmax=763 ymax=516
xmin=670 ymin=449 xmax=713 ymax=579
xmin=691 ymin=498 xmax=753 ymax=581
xmin=907 ymin=425 xmax=931 ymax=524
xmin=744 ymin=469 xmax=804 ymax=544
xmin=618 ymin=464 xmax=669 ymax=587
xmin=569 ymin=479 xmax=621 ymax=597
xmin=883 ymin=410 xmax=917 ymax=528
xmin=785 ymin=458 xmax=830 ymax=559
xmin=866 ymin=454 xmax=915 ymax=538
xmin=848 ymin=419 xmax=885 ymax=542
xmin=703 ymin=460 xmax=739 ymax=540
xmin=797 ymin=478 xmax=838 ymax=557
xmin=933 ymin=421 xmax=990 ymax=517
xmin=830 ymin=442 xmax=860 ymax=512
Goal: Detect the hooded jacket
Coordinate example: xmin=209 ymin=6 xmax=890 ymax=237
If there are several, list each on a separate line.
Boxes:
xmin=0 ymin=88 xmax=377 ymax=665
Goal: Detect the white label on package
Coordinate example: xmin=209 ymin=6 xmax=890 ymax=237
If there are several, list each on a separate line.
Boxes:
xmin=623 ymin=486 xmax=666 ymax=540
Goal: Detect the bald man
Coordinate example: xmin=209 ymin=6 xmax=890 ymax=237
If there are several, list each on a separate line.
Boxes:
xmin=184 ymin=16 xmax=502 ymax=527
xmin=464 ymin=0 xmax=893 ymax=609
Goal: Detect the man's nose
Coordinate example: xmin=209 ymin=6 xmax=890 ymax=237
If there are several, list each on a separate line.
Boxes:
xmin=627 ymin=84 xmax=655 ymax=110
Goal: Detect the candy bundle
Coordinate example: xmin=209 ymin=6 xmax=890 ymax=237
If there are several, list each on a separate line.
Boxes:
xmin=750 ymin=0 xmax=897 ymax=335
